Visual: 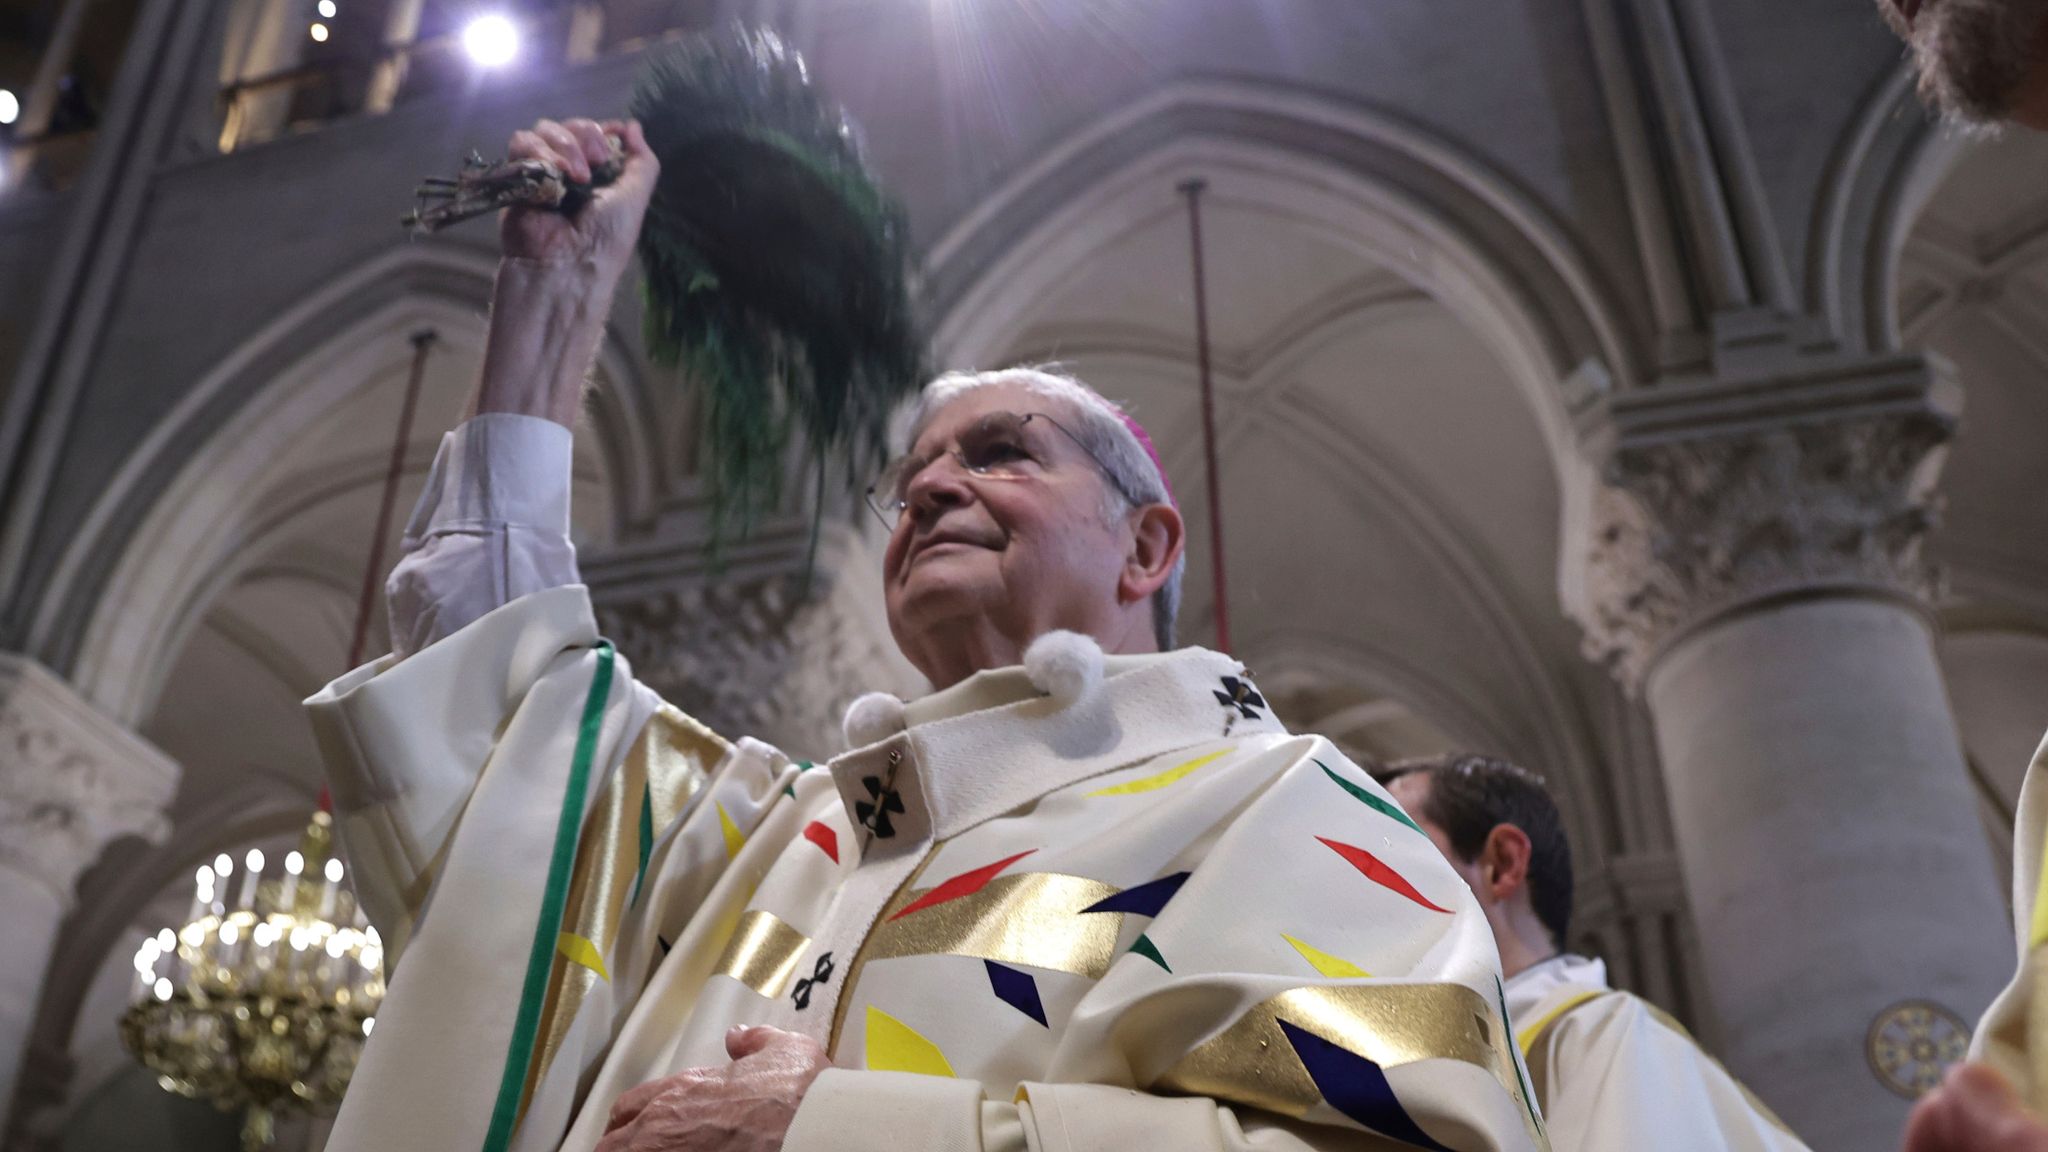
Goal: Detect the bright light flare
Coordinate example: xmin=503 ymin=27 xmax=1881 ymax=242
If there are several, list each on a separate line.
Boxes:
xmin=462 ymin=14 xmax=519 ymax=67
xmin=309 ymin=22 xmax=328 ymax=40
xmin=317 ymin=0 xmax=336 ymax=16
xmin=0 ymin=90 xmax=19 ymax=126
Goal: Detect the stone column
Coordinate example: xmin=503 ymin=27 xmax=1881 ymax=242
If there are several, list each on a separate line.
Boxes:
xmin=1564 ymin=357 xmax=2011 ymax=1148
xmin=0 ymin=655 xmax=177 ymax=1125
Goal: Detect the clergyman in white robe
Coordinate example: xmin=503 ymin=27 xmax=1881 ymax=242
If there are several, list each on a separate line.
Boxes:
xmin=1507 ymin=954 xmax=1804 ymax=1150
xmin=305 ymin=414 xmax=1550 ymax=1152
xmin=1379 ymin=753 xmax=1804 ymax=1150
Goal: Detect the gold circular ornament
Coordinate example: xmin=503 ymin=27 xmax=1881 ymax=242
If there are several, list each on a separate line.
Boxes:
xmin=1866 ymin=1000 xmax=1970 ymax=1098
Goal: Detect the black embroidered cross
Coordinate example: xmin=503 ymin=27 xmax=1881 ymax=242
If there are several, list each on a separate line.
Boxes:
xmin=855 ymin=775 xmax=905 ymax=839
xmin=1215 ymin=675 xmax=1266 ymax=720
xmin=791 ymin=951 xmax=835 ymax=1010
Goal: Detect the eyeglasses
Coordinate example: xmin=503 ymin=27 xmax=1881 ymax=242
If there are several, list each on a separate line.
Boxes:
xmin=865 ymin=410 xmax=1140 ymax=528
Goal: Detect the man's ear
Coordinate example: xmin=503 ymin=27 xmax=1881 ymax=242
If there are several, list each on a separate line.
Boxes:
xmin=1478 ymin=823 xmax=1533 ymax=904
xmin=1120 ymin=502 xmax=1185 ymax=606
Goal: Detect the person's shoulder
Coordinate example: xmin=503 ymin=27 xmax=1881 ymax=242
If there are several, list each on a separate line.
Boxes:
xmin=1610 ymin=990 xmax=1705 ymax=1046
xmin=1553 ymin=988 xmax=1689 ymax=1043
xmin=1110 ymin=732 xmax=1392 ymax=804
xmin=1556 ymin=989 xmax=1747 ymax=1086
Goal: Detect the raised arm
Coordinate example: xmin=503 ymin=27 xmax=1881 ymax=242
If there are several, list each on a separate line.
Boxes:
xmin=384 ymin=117 xmax=660 ymax=658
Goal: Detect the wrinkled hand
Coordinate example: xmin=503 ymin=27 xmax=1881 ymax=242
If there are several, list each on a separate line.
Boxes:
xmin=500 ymin=116 xmax=660 ymax=278
xmin=1903 ymin=1063 xmax=2048 ymax=1152
xmin=596 ymin=1026 xmax=831 ymax=1152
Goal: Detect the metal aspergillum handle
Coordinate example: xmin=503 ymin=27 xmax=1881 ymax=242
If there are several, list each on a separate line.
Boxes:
xmin=402 ymin=134 xmax=624 ymax=233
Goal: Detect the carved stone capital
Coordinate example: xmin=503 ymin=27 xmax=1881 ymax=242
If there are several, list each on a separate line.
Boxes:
xmin=0 ymin=656 xmax=180 ymax=904
xmin=1565 ymin=358 xmax=1957 ymax=688
xmin=590 ymin=530 xmax=923 ymax=756
xmin=597 ymin=571 xmax=807 ymax=737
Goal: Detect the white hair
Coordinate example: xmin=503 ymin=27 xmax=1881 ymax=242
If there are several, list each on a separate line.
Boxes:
xmin=907 ymin=366 xmax=1186 ymax=650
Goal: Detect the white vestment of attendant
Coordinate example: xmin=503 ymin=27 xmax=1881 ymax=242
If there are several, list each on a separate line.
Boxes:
xmin=1974 ymin=732 xmax=2048 ymax=1108
xmin=1504 ymin=956 xmax=1804 ymax=1150
xmin=303 ymin=416 xmax=1549 ymax=1152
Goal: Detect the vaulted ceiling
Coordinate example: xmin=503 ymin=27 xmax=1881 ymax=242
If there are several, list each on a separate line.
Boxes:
xmin=969 ymin=176 xmax=1595 ymax=783
xmin=1901 ymin=127 xmax=2048 ymax=890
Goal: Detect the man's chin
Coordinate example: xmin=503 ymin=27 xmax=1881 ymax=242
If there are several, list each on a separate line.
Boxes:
xmin=893 ymin=558 xmax=993 ymax=616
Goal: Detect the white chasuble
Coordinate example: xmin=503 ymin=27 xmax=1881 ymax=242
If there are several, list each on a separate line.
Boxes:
xmin=1505 ymin=957 xmax=1805 ymax=1150
xmin=307 ymin=584 xmax=1546 ymax=1152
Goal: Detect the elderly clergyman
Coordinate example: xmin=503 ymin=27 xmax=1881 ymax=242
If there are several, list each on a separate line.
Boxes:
xmin=306 ymin=117 xmax=1546 ymax=1152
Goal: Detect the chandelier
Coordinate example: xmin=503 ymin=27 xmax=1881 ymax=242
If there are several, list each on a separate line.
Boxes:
xmin=120 ymin=811 xmax=386 ymax=1150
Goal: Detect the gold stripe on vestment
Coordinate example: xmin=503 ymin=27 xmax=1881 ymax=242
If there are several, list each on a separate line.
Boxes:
xmin=638 ymin=703 xmax=724 ymax=834
xmin=1516 ymin=990 xmax=1606 ymax=1057
xmin=515 ymin=703 xmax=724 ymax=1121
xmin=866 ymin=871 xmax=1125 ymax=978
xmin=1515 ymin=990 xmax=1608 ymax=1111
xmin=712 ymin=910 xmax=813 ymax=998
xmin=1158 ymin=982 xmax=1541 ymax=1145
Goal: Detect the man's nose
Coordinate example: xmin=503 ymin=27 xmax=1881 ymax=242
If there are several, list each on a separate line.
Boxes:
xmin=904 ymin=456 xmax=973 ymax=520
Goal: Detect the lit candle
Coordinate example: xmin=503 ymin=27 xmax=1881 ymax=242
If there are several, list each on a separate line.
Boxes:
xmin=186 ymin=865 xmax=214 ymax=926
xmin=154 ymin=928 xmax=176 ymax=986
xmin=218 ymin=915 xmax=241 ymax=971
xmin=319 ymin=857 xmax=342 ymax=920
xmin=130 ymin=937 xmax=158 ymax=1001
xmin=238 ymin=849 xmax=264 ymax=910
xmin=280 ymin=851 xmax=303 ymax=919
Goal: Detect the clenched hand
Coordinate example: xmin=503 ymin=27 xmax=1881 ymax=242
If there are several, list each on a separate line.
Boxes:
xmin=1903 ymin=1063 xmax=2048 ymax=1152
xmin=472 ymin=115 xmax=661 ymax=427
xmin=596 ymin=1026 xmax=832 ymax=1152
xmin=500 ymin=116 xmax=660 ymax=279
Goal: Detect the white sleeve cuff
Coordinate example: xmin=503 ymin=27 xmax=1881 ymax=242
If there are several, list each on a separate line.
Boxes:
xmin=784 ymin=1069 xmax=1002 ymax=1152
xmin=385 ymin=414 xmax=581 ymax=659
xmin=405 ymin=412 xmax=574 ymax=540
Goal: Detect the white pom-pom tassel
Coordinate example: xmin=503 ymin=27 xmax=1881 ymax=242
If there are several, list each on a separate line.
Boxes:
xmin=842 ymin=691 xmax=907 ymax=749
xmin=1024 ymin=630 xmax=1104 ymax=707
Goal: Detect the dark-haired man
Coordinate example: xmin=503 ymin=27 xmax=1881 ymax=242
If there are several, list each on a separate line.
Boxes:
xmin=1379 ymin=755 xmax=1807 ymax=1151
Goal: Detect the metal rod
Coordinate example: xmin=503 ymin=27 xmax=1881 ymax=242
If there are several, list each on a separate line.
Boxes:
xmin=347 ymin=329 xmax=438 ymax=670
xmin=1179 ymin=177 xmax=1230 ymax=654
xmin=324 ymin=328 xmax=436 ymax=816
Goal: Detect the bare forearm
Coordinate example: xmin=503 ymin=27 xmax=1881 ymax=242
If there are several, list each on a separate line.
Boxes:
xmin=472 ymin=256 xmax=618 ymax=428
